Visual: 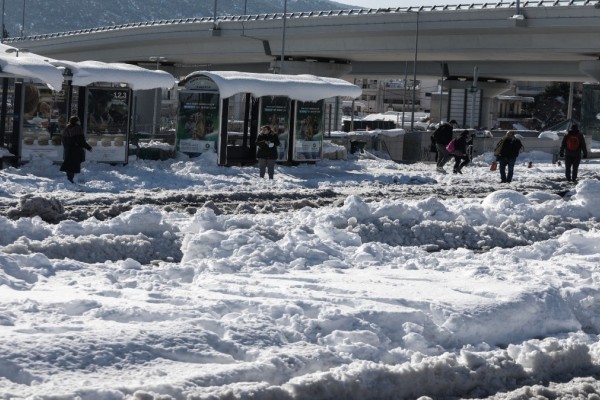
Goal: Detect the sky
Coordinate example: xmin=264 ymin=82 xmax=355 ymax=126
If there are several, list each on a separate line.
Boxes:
xmin=2 ymin=132 xmax=600 ymax=398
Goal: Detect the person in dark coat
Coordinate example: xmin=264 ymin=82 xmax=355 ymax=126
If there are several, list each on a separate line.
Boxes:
xmin=432 ymin=119 xmax=458 ymax=173
xmin=60 ymin=116 xmax=92 ymax=183
xmin=256 ymin=125 xmax=280 ymax=179
xmin=559 ymin=124 xmax=588 ymax=183
xmin=493 ymin=131 xmax=524 ymax=183
xmin=452 ymin=130 xmax=472 ymax=174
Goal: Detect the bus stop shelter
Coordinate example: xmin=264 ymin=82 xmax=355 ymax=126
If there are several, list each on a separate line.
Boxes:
xmin=177 ymin=71 xmax=361 ymax=166
xmin=0 ymin=44 xmax=176 ymax=165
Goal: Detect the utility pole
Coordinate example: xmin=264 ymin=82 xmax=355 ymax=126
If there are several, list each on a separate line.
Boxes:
xmin=1 ymin=0 xmax=5 ymax=43
xmin=410 ymin=11 xmax=419 ymax=131
xmin=280 ymin=0 xmax=288 ymax=74
xmin=21 ymin=0 xmax=25 ymax=38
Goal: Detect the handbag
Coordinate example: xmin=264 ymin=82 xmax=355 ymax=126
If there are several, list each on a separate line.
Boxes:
xmin=490 ymin=161 xmax=497 ymax=171
xmin=445 ymin=138 xmax=456 ymax=153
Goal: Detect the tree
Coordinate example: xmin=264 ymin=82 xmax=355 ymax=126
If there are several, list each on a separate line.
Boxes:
xmin=523 ymin=82 xmax=581 ymax=130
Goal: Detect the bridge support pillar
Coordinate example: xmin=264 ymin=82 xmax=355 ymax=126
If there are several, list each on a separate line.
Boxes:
xmin=580 ymin=60 xmax=600 ymax=82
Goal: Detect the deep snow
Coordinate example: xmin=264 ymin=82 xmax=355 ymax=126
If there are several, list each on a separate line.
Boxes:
xmin=2 ymin=145 xmax=600 ymax=399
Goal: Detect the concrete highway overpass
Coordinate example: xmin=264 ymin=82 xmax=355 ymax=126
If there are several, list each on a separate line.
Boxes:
xmin=5 ymin=0 xmax=600 ymax=83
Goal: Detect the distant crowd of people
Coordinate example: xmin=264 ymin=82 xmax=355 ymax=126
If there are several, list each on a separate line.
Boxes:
xmin=57 ymin=114 xmax=589 ymax=185
xmin=431 ymin=120 xmax=587 ymax=184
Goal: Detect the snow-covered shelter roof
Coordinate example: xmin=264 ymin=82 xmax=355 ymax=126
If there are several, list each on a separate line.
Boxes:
xmin=0 ymin=44 xmax=176 ymax=91
xmin=181 ymin=71 xmax=362 ymax=101
xmin=53 ymin=60 xmax=177 ymax=90
xmin=0 ymin=44 xmax=64 ymax=90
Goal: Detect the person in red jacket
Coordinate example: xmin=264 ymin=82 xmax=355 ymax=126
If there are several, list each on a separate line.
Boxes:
xmin=559 ymin=124 xmax=588 ymax=183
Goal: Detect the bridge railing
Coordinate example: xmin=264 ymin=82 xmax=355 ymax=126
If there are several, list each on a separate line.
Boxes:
xmin=6 ymin=0 xmax=599 ymax=42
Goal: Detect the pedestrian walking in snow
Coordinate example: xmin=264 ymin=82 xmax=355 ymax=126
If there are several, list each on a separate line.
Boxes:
xmin=494 ymin=131 xmax=523 ymax=183
xmin=559 ymin=124 xmax=588 ymax=183
xmin=60 ymin=116 xmax=92 ymax=184
xmin=432 ymin=119 xmax=458 ymax=173
xmin=452 ymin=130 xmax=472 ymax=174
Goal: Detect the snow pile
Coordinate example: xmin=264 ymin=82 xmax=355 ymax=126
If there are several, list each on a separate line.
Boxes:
xmin=2 ymin=151 xmax=600 ymax=398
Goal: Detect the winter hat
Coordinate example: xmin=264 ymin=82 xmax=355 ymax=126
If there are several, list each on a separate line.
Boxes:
xmin=570 ymin=124 xmax=579 ymax=134
xmin=69 ymin=116 xmax=80 ymax=124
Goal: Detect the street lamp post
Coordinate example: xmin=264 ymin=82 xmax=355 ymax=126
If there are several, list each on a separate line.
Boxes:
xmin=20 ymin=0 xmax=25 ymax=38
xmin=149 ymin=56 xmax=166 ymax=137
xmin=213 ymin=0 xmax=217 ymax=25
xmin=279 ymin=0 xmax=288 ymax=74
xmin=470 ymin=66 xmax=478 ymax=128
xmin=402 ymin=61 xmax=408 ymax=129
xmin=410 ymin=10 xmax=419 ymax=132
xmin=1 ymin=0 xmax=5 ymax=43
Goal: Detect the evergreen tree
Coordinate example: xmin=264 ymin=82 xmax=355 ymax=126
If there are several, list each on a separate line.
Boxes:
xmin=523 ymin=82 xmax=581 ymax=130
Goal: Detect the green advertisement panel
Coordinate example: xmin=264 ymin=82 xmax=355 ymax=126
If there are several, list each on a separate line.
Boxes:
xmin=176 ymin=91 xmax=220 ymax=156
xmin=294 ymin=100 xmax=324 ymax=161
xmin=259 ymin=96 xmax=290 ymax=161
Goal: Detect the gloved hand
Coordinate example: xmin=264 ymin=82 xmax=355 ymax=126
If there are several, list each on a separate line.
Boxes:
xmin=583 ymin=152 xmax=588 ymax=159
xmin=559 ymin=152 xmax=564 ymax=158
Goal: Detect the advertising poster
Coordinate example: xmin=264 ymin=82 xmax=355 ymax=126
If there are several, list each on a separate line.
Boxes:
xmin=259 ymin=96 xmax=290 ymax=161
xmin=294 ymin=100 xmax=324 ymax=161
xmin=20 ymin=84 xmax=69 ymax=161
xmin=176 ymin=91 xmax=220 ymax=156
xmin=85 ymin=88 xmax=131 ymax=163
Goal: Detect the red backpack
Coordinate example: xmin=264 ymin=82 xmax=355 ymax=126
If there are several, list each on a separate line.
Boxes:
xmin=566 ymin=135 xmax=580 ymax=152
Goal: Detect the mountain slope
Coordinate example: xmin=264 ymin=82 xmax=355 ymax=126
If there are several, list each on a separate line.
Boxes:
xmin=3 ymin=0 xmax=356 ymax=37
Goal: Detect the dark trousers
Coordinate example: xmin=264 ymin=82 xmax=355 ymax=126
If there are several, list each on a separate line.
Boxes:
xmin=453 ymin=155 xmax=470 ymax=172
xmin=435 ymin=143 xmax=452 ymax=168
xmin=564 ymin=155 xmax=581 ymax=181
xmin=258 ymin=158 xmax=276 ymax=179
xmin=498 ymin=157 xmax=517 ymax=182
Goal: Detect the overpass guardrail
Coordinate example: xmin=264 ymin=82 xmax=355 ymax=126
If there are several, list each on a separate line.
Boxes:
xmin=5 ymin=0 xmax=600 ymax=42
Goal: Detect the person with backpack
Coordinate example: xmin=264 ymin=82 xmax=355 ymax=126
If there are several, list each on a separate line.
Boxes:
xmin=559 ymin=124 xmax=588 ymax=183
xmin=494 ymin=131 xmax=524 ymax=183
xmin=432 ymin=119 xmax=458 ymax=174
